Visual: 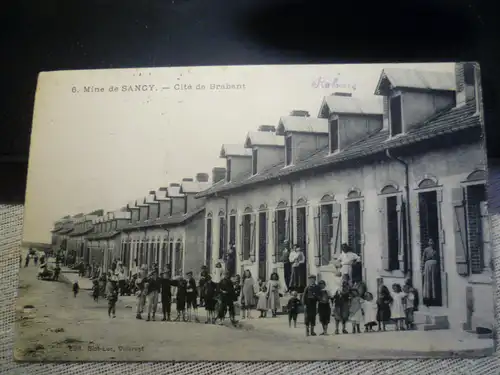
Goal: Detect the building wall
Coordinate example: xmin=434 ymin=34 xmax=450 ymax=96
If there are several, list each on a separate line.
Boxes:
xmin=203 ymin=140 xmax=491 ymax=328
xmin=183 ymin=215 xmax=205 ymax=275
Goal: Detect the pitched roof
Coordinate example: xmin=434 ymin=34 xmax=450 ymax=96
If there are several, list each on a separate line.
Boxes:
xmin=276 ymin=116 xmax=328 ymax=135
xmin=179 ymin=181 xmax=211 ymax=194
xmin=69 ymin=227 xmax=94 ymax=237
xmin=319 ymin=95 xmax=383 ymax=117
xmin=58 ymin=228 xmax=74 ymax=235
xmin=220 ymin=144 xmax=252 ymax=158
xmin=197 ymin=101 xmax=480 ymax=198
xmin=374 ymin=68 xmax=455 ymax=95
xmin=86 ymin=230 xmax=121 ymax=240
xmin=121 ymin=207 xmax=205 ymax=231
xmin=244 ymin=131 xmax=285 ymax=148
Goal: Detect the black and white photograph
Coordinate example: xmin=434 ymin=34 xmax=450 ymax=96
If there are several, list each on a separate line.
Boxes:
xmin=14 ymin=62 xmax=494 ymax=361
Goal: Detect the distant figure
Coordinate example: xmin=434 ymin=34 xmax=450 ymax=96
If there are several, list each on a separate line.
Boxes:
xmin=106 ymin=276 xmax=119 ymax=318
xmin=33 ymin=253 xmax=39 ymax=267
xmin=339 ymin=243 xmax=361 ymax=284
xmin=287 ymin=290 xmax=301 ymax=328
xmin=92 ymin=279 xmax=100 ymax=302
xmin=421 ymin=238 xmax=439 ymax=307
xmin=72 ymin=281 xmax=80 ymax=297
xmin=53 ymin=263 xmax=61 ymax=281
xmin=212 ymin=262 xmax=224 ymax=284
xmin=202 ymin=274 xmax=217 ymax=324
xmin=24 ymin=253 xmax=30 ymax=267
xmin=186 ymin=271 xmax=199 ymax=322
xmin=19 ymin=254 xmax=22 ymax=268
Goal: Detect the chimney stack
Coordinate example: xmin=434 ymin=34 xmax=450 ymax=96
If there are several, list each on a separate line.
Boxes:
xmin=196 ymin=173 xmax=209 ymax=182
xmin=169 ymin=183 xmax=180 ymax=188
xmin=258 ymin=125 xmax=276 ymax=132
xmin=331 ymin=92 xmax=352 ymax=97
xmin=212 ymin=167 xmax=226 ymax=183
xmin=182 ymin=177 xmax=194 ymax=182
xmin=289 ymin=110 xmax=310 ymax=117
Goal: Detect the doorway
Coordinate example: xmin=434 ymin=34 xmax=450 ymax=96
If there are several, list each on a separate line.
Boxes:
xmin=418 ymin=190 xmax=442 ymax=306
xmin=258 ymin=212 xmax=267 ymax=281
xmin=295 ymin=207 xmax=307 ymax=293
xmin=347 ymin=200 xmax=363 ymax=282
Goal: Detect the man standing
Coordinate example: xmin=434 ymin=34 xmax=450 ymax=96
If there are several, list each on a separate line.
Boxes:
xmin=217 ymin=271 xmax=237 ymax=325
xmin=302 ymin=275 xmax=320 ymax=336
xmin=116 ymin=262 xmax=126 ymax=296
xmin=135 ymin=266 xmax=147 ymax=320
xmin=198 ymin=265 xmax=209 ymax=307
xmin=146 ymin=270 xmax=161 ymax=322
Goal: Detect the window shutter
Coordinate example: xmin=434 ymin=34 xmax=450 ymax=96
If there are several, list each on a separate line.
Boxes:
xmin=397 ymin=194 xmax=405 ymax=271
xmin=250 ymin=214 xmax=256 ymax=260
xmin=379 ymin=196 xmax=390 ymax=271
xmin=285 ymin=207 xmax=290 ymax=243
xmin=331 ymin=203 xmax=342 ymax=258
xmin=314 ymin=206 xmax=321 ymax=266
xmin=452 ymin=187 xmax=469 ymax=276
xmin=455 ymin=63 xmax=465 ymax=92
xmin=273 ymin=210 xmax=278 ymax=258
xmin=238 ymin=215 xmax=244 ymax=261
xmin=480 ymin=201 xmax=491 ymax=271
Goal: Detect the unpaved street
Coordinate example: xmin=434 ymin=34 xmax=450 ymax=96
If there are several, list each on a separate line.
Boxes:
xmin=14 ymin=264 xmax=360 ymax=362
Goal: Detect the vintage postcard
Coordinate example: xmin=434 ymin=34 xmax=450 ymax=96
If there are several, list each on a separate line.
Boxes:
xmin=15 ymin=62 xmax=495 ymax=362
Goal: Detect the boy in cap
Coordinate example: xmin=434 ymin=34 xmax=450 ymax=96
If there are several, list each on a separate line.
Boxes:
xmin=146 ymin=270 xmax=161 ymax=321
xmin=186 ymin=271 xmax=200 ymax=322
xmin=302 ymin=274 xmax=320 ymax=336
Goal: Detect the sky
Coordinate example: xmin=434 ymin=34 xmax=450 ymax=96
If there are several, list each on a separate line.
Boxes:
xmin=23 ymin=62 xmax=454 ymax=243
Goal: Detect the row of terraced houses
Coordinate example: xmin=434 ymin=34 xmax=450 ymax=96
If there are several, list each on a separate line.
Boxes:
xmin=51 ymin=62 xmax=492 ymax=332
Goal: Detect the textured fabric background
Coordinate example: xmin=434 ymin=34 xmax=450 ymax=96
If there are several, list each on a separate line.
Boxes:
xmin=1 ymin=188 xmax=499 ymax=374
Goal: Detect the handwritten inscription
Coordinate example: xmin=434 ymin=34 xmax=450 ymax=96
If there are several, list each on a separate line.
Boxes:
xmin=312 ymin=76 xmax=357 ymax=91
xmin=71 ymin=83 xmax=246 ymax=94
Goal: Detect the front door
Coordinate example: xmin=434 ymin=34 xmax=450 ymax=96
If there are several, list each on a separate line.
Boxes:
xmin=258 ymin=211 xmax=268 ymax=281
xmin=418 ymin=190 xmax=443 ymax=306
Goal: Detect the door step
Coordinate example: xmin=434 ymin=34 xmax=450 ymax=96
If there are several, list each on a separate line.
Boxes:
xmin=415 ymin=310 xmax=450 ymax=330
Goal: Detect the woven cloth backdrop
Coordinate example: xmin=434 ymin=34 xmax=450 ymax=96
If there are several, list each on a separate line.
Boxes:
xmin=1 ymin=170 xmax=500 ymax=374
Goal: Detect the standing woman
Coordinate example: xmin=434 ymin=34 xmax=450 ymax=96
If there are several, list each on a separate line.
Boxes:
xmin=240 ymin=269 xmax=258 ymax=319
xmin=289 ymin=245 xmax=306 ymax=292
xmin=421 ymin=238 xmax=439 ymax=307
xmin=339 ymin=243 xmax=360 ymax=284
xmin=267 ymin=272 xmax=282 ymax=317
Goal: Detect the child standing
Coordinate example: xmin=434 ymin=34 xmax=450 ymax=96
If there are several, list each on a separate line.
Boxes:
xmin=174 ymin=277 xmax=188 ymax=322
xmin=362 ymin=292 xmax=377 ymax=332
xmin=403 ymin=281 xmax=418 ymax=330
xmin=302 ymin=275 xmax=320 ymax=336
xmin=377 ymin=284 xmax=393 ymax=331
xmin=332 ymin=281 xmax=350 ymax=334
xmin=72 ymin=281 xmax=79 ymax=298
xmin=92 ymin=279 xmax=100 ymax=302
xmin=287 ymin=290 xmax=301 ymax=327
xmin=317 ymin=280 xmax=332 ymax=335
xmin=256 ymin=285 xmax=269 ymax=318
xmin=349 ymin=288 xmax=362 ymax=334
xmin=203 ymin=274 xmax=217 ymax=324
xmin=106 ymin=277 xmax=119 ymax=318
xmin=391 ymin=283 xmax=406 ymax=331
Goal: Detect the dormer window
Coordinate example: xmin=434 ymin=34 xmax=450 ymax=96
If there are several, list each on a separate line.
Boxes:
xmin=252 ymin=149 xmax=258 ymax=175
xmin=464 ymin=63 xmax=475 ymax=86
xmin=389 ymin=95 xmax=403 ymax=137
xmin=184 ymin=195 xmax=188 ymax=214
xmin=285 ymin=135 xmax=293 ymax=166
xmin=329 ymin=119 xmax=339 ymax=153
xmin=226 ymin=159 xmax=232 ymax=182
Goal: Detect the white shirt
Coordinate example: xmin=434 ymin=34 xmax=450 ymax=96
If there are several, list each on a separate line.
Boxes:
xmin=340 ymin=251 xmax=360 ymax=274
xmin=288 ymin=250 xmax=298 ymax=264
xmin=117 ymin=268 xmax=126 ymax=281
xmin=213 ymin=267 xmax=223 ymax=283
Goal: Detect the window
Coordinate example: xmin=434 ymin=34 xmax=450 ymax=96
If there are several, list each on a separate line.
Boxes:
xmin=157 ymin=204 xmax=161 ymax=218
xmin=219 ymin=217 xmax=225 ymax=259
xmin=226 ymin=158 xmax=232 ymax=182
xmin=389 ymin=95 xmax=403 ymax=136
xmin=242 ymin=214 xmax=252 ymax=260
xmin=169 ymin=201 xmax=173 ymax=216
xmin=386 ymin=196 xmax=400 ymax=270
xmin=145 ymin=206 xmax=150 ymax=220
xmin=285 ymin=135 xmax=293 ymax=166
xmin=464 ymin=63 xmax=475 ymax=86
xmin=206 ymin=218 xmax=213 ymax=272
xmin=329 ymin=119 xmax=339 ymax=153
xmin=319 ymin=204 xmax=333 ymax=265
xmin=161 ymin=241 xmax=168 ymax=268
xmin=184 ymin=196 xmax=188 ymax=214
xmin=274 ymin=210 xmax=287 ymax=261
xmin=252 ymin=149 xmax=258 ymax=175
xmin=112 ymin=221 xmax=117 ymax=230
xmin=229 ymin=215 xmax=236 ymax=247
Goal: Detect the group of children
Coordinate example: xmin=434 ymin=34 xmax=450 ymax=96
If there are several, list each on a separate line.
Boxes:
xmin=286 ymin=274 xmax=419 ymax=336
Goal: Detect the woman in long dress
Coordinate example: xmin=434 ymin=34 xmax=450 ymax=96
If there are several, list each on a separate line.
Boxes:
xmin=240 ymin=269 xmax=258 ymax=319
xmin=267 ymin=272 xmax=281 ymax=317
xmin=421 ymin=238 xmax=439 ymax=307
